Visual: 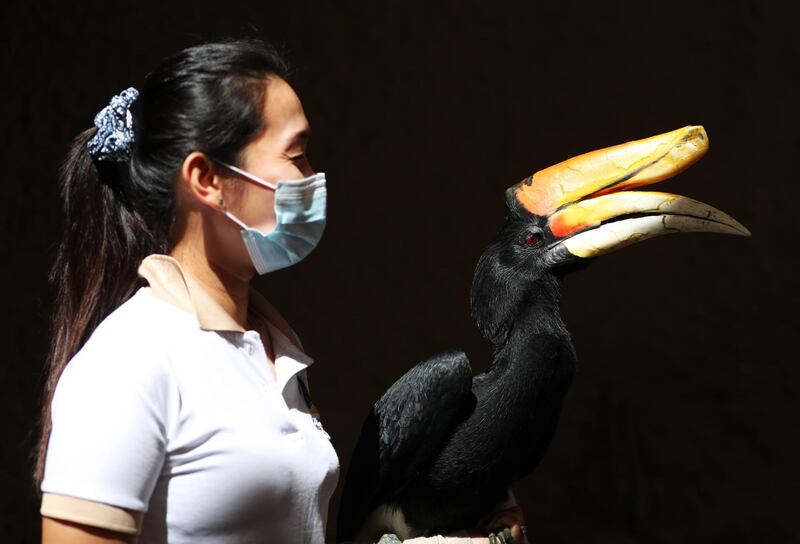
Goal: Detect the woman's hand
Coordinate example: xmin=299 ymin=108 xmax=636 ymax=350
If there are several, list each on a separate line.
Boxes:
xmin=375 ymin=496 xmax=529 ymax=544
xmin=387 ymin=524 xmax=527 ymax=544
xmin=401 ymin=526 xmax=526 ymax=544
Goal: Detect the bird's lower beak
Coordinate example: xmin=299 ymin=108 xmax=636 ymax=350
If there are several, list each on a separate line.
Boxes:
xmin=513 ymin=126 xmax=750 ymax=259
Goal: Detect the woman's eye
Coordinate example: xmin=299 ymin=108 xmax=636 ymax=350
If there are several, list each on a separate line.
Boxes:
xmin=290 ymin=154 xmax=306 ymax=162
xmin=524 ymin=232 xmax=542 ymax=247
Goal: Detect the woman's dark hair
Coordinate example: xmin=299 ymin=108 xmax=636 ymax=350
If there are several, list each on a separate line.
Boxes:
xmin=34 ymin=39 xmax=289 ymax=487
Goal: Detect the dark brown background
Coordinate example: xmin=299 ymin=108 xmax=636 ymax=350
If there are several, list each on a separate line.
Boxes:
xmin=1 ymin=1 xmax=797 ymax=542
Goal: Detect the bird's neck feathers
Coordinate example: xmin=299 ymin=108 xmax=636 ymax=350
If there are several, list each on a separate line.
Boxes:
xmin=471 ymin=257 xmax=566 ymax=351
xmin=483 ymin=273 xmax=576 ymax=469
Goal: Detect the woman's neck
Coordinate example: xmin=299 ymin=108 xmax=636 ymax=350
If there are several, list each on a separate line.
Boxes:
xmin=169 ymin=240 xmax=251 ymax=330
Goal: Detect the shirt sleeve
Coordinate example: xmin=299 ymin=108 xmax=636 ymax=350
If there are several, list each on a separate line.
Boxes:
xmin=40 ymin=339 xmax=174 ymax=518
xmin=40 ymin=493 xmax=143 ymax=534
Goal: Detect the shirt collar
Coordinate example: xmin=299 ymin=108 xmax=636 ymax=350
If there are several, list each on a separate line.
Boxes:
xmin=137 ymin=254 xmax=311 ymax=370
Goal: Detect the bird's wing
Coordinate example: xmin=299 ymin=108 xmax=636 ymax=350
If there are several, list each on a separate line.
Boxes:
xmin=337 ymin=349 xmax=475 ymax=542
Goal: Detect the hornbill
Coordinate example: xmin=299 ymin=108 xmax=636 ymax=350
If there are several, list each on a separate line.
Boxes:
xmin=336 ymin=126 xmax=750 ymax=543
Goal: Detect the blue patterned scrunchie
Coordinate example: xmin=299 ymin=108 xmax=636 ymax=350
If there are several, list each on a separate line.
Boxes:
xmin=87 ymin=87 xmax=139 ymax=162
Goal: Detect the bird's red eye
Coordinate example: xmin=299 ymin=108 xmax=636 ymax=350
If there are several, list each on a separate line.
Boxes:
xmin=525 ymin=232 xmax=541 ymax=247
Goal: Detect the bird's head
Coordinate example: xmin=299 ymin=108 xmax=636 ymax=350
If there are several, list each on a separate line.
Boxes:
xmin=471 ymin=125 xmax=750 ymax=344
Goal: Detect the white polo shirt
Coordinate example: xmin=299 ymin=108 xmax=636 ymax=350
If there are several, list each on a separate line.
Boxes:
xmin=40 ymin=254 xmax=340 ymax=544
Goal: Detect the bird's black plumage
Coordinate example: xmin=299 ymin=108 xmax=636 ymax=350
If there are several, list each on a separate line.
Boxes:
xmin=337 ymin=126 xmax=749 ymax=542
xmin=338 ymin=200 xmax=578 ymax=541
xmin=337 ymin=350 xmax=476 ymax=541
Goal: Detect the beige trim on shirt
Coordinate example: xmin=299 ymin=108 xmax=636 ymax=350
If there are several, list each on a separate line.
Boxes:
xmin=41 ymin=492 xmax=143 ymax=534
xmin=137 ymin=254 xmax=303 ymax=349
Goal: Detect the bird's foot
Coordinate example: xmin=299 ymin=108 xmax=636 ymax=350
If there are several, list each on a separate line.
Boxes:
xmin=486 ymin=527 xmax=523 ymax=544
xmin=376 ymin=533 xmax=402 ymax=544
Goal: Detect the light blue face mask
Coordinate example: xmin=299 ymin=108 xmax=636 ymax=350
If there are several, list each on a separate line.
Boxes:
xmin=213 ymin=160 xmax=327 ymax=274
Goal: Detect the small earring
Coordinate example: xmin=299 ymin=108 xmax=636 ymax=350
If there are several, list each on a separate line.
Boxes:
xmin=218 ymin=197 xmax=225 ymax=208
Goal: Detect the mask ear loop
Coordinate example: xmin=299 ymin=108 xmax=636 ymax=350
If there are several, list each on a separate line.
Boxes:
xmin=212 ymin=159 xmax=278 ymax=190
xmin=224 ymin=209 xmax=251 ymax=230
xmin=216 ymin=190 xmax=250 ymax=231
xmin=211 ymin=158 xmax=278 ymax=230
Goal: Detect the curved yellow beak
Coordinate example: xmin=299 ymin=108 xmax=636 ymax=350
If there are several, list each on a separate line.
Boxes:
xmin=512 ymin=125 xmax=750 ymax=259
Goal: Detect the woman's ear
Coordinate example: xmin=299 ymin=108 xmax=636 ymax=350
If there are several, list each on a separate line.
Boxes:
xmin=180 ymin=151 xmax=224 ymax=211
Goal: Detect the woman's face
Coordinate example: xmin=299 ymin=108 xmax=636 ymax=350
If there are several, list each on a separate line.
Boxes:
xmin=223 ymin=76 xmax=315 ymax=234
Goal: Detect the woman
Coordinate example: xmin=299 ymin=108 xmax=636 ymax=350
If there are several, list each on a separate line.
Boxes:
xmin=35 ymin=39 xmax=527 ymax=544
xmin=36 ymin=39 xmax=337 ymax=543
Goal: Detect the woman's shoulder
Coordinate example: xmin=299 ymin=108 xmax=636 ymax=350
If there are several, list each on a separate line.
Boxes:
xmin=51 ymin=288 xmax=190 ymax=433
xmin=94 ymin=286 xmax=197 ymax=342
xmin=65 ymin=288 xmax=197 ymax=382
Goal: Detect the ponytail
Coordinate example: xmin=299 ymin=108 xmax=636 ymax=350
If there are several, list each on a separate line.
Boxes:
xmin=33 ymin=129 xmax=159 ymax=487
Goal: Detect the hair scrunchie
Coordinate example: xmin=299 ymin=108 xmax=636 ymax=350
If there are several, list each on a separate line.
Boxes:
xmin=87 ymin=87 xmax=139 ymax=162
